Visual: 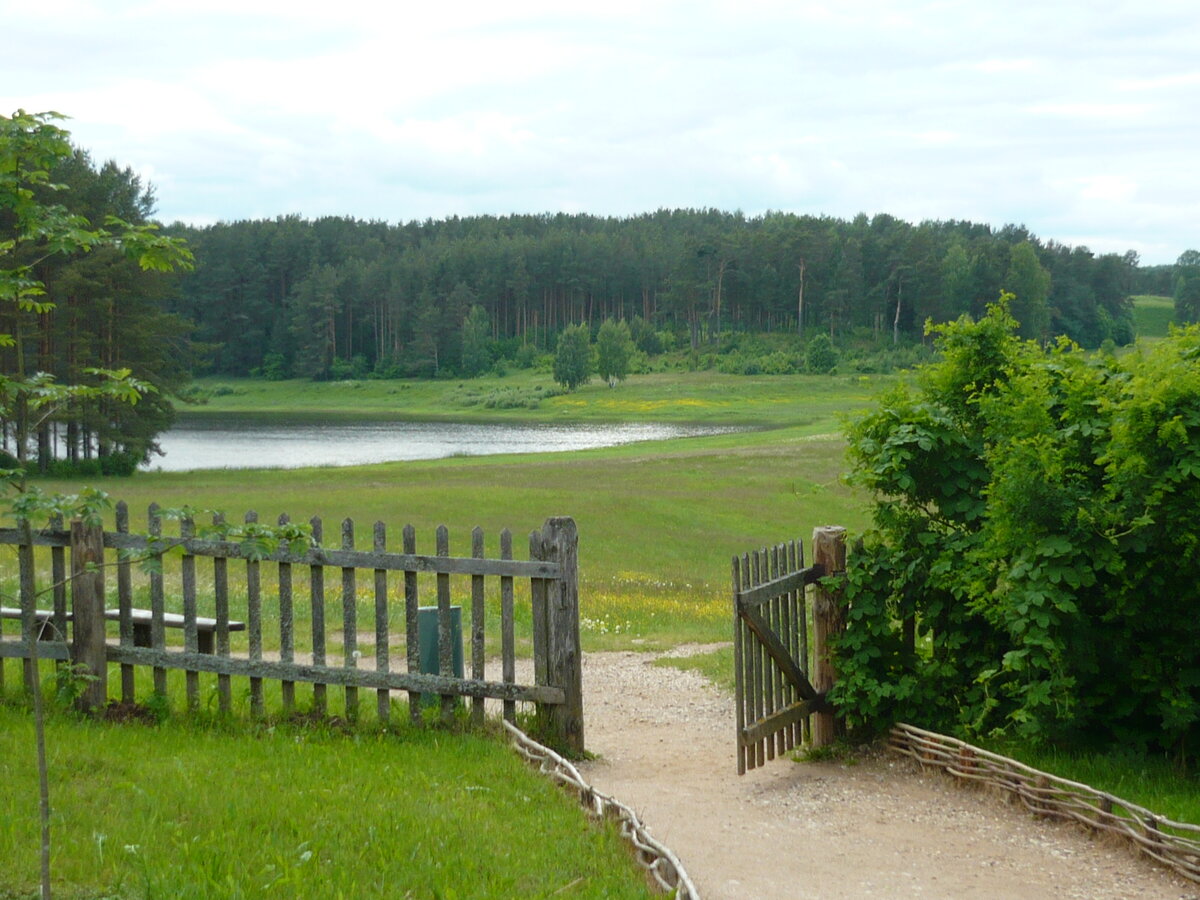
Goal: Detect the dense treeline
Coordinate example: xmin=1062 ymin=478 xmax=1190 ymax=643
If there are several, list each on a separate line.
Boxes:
xmin=165 ymin=210 xmax=1145 ymax=379
xmin=0 ymin=146 xmax=193 ymax=474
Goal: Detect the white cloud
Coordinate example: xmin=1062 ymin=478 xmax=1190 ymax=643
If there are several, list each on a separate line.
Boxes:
xmin=3 ymin=0 xmax=1198 ymax=262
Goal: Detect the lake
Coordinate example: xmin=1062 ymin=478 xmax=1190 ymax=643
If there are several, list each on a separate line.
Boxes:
xmin=145 ymin=416 xmax=744 ymax=472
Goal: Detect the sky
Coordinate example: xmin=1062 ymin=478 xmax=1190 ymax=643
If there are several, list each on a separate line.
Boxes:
xmin=4 ymin=0 xmax=1197 ymax=265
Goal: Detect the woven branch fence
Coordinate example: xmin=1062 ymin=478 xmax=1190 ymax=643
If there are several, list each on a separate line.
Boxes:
xmin=890 ymin=722 xmax=1200 ymax=884
xmin=503 ymin=721 xmax=700 ymax=899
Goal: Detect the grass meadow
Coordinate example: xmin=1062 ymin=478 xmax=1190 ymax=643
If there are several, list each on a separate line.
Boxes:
xmin=0 ymin=705 xmax=652 ymax=900
xmin=4 ymin=364 xmax=1198 ymax=897
xmin=185 ymin=369 xmax=886 ymax=429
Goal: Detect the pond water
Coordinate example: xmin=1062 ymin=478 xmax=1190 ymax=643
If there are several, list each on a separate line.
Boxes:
xmin=144 ymin=416 xmax=744 ymax=472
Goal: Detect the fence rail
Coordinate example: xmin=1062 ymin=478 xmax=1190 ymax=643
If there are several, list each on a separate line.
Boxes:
xmin=890 ymin=722 xmax=1200 ymax=884
xmin=0 ymin=503 xmax=583 ymax=752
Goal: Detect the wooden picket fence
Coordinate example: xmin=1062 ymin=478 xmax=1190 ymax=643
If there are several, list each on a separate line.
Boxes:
xmin=0 ymin=503 xmax=583 ymax=753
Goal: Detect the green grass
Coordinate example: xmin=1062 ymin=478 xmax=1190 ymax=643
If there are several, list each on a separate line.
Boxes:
xmin=186 ymin=369 xmax=892 ymax=429
xmin=986 ymin=742 xmax=1200 ymax=827
xmin=1132 ymin=294 xmax=1176 ymax=339
xmin=33 ymin=429 xmax=871 ymax=652
xmin=0 ymin=703 xmax=652 ymax=899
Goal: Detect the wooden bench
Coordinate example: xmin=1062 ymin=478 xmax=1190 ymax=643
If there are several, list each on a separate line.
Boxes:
xmin=0 ymin=606 xmax=69 ymax=641
xmin=1 ymin=606 xmax=245 ymax=654
xmin=107 ymin=608 xmax=247 ymax=655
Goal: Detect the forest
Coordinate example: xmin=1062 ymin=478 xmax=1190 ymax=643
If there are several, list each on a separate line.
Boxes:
xmin=4 ymin=128 xmax=1197 ymax=474
xmin=163 ymin=209 xmax=1153 ymax=381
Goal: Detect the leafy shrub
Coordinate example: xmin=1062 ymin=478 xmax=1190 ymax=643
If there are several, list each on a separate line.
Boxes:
xmin=836 ymin=297 xmax=1200 ymax=762
xmin=174 ymin=383 xmax=210 ymax=405
xmin=513 ymin=343 xmax=539 ymax=369
xmin=805 ymin=334 xmax=838 ymax=374
xmin=41 ymin=450 xmax=141 ymax=478
xmin=329 ymin=355 xmax=369 ymax=380
xmin=454 ymin=384 xmax=564 ymax=410
xmin=260 ymin=352 xmax=289 ymax=381
xmin=760 ymin=351 xmax=799 ymax=374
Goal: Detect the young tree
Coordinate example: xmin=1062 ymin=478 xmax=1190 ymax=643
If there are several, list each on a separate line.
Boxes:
xmin=459 ymin=303 xmax=491 ymax=377
xmin=1 ymin=110 xmax=192 ymax=471
xmin=1004 ymin=241 xmax=1051 ymax=340
xmin=2 ymin=108 xmax=192 ymax=900
xmin=805 ymin=333 xmax=838 ymax=374
xmin=552 ymin=323 xmax=591 ymax=391
xmin=594 ymin=318 xmax=633 ymax=386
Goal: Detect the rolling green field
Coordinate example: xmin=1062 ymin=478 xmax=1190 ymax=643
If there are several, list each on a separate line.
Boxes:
xmin=38 ymin=370 xmax=881 ymax=650
xmin=185 ymin=369 xmax=888 ymax=428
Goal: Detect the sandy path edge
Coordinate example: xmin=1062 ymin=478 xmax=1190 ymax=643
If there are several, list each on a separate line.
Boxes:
xmin=571 ymin=645 xmax=1196 ymax=900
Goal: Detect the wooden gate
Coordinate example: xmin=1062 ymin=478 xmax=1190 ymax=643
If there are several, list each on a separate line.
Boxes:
xmin=733 ymin=526 xmax=845 ymax=774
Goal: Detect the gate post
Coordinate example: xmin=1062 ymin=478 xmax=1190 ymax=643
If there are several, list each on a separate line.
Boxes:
xmin=811 ymin=526 xmax=847 ymax=748
xmin=70 ymin=519 xmax=107 ymax=712
xmin=539 ymin=516 xmax=583 ymax=755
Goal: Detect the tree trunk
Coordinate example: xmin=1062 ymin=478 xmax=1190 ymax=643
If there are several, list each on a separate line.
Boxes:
xmin=797 ymin=257 xmax=806 ymax=340
xmin=893 ymin=276 xmax=903 ymax=346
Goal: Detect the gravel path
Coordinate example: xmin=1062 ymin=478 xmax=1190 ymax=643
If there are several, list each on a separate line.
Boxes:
xmin=573 ymin=645 xmax=1197 ymax=900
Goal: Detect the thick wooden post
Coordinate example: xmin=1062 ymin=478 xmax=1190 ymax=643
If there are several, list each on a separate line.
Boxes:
xmin=540 ymin=517 xmax=583 ymax=755
xmin=811 ymin=525 xmax=846 ymax=748
xmin=70 ymin=519 xmax=107 ymax=712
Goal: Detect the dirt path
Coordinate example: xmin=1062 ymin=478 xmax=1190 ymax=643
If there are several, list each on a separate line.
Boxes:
xmin=573 ymin=645 xmax=1196 ymax=900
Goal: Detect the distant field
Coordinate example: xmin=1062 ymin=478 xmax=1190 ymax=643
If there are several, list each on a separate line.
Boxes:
xmin=31 ymin=371 xmax=885 ymax=649
xmin=35 ymin=428 xmax=866 ymax=648
xmin=1132 ymin=294 xmax=1175 ymax=338
xmin=185 ymin=369 xmax=893 ymax=430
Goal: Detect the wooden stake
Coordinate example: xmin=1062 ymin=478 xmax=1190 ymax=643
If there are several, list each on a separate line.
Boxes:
xmin=811 ymin=525 xmax=846 ymax=748
xmin=70 ymin=519 xmax=106 ymax=712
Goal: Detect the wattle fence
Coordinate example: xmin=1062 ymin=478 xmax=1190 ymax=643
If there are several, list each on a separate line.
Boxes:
xmin=891 ymin=723 xmax=1200 ymax=884
xmin=0 ymin=503 xmax=583 ymax=753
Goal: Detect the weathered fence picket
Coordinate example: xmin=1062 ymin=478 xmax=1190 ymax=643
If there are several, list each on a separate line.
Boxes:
xmin=373 ymin=521 xmax=388 ymax=723
xmin=402 ymin=523 xmax=418 ymax=724
xmin=280 ymin=513 xmax=296 ymax=715
xmin=214 ymin=512 xmax=232 ymax=714
xmin=149 ymin=504 xmax=167 ymax=696
xmin=310 ymin=516 xmax=327 ymax=717
xmin=0 ymin=507 xmax=584 ymax=753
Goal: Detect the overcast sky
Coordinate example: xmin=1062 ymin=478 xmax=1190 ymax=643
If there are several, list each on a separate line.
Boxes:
xmin=4 ymin=1 xmax=1197 ymax=264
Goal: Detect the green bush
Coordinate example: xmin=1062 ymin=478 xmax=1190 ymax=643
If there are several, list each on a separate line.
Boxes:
xmin=836 ymin=296 xmax=1200 ymax=761
xmin=513 ymin=343 xmax=539 ymax=369
xmin=805 ymin=333 xmax=838 ymax=374
xmin=260 ymin=352 xmax=289 ymax=381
